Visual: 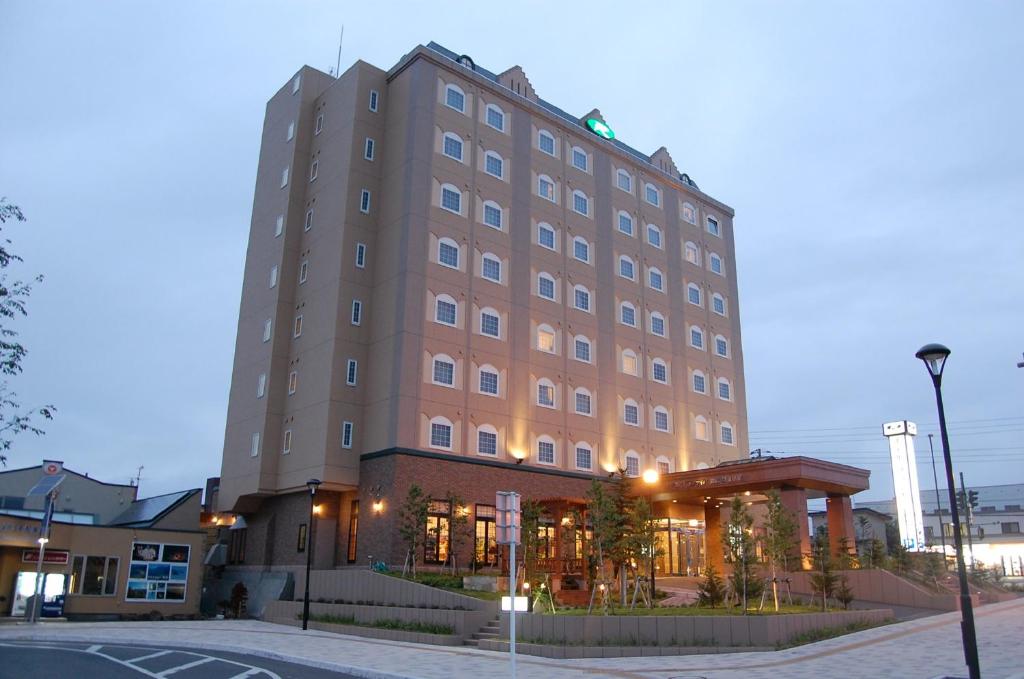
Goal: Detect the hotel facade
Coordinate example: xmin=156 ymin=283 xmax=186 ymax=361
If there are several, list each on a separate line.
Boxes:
xmin=217 ymin=42 xmax=754 ymax=577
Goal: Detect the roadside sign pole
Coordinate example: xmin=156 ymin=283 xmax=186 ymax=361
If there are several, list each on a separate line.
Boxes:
xmin=496 ymin=491 xmax=521 ymax=679
xmin=509 ymin=538 xmax=516 ymax=679
xmin=28 ymin=491 xmax=55 ymax=624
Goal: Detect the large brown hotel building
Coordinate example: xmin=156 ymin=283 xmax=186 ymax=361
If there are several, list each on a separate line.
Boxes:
xmin=217 ymin=43 xmax=749 ymax=575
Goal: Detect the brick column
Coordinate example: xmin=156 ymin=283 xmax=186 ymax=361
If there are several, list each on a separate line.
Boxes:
xmin=779 ymin=487 xmax=811 ymax=570
xmin=704 ymin=503 xmax=725 ymax=574
xmin=826 ymin=494 xmax=856 ymax=558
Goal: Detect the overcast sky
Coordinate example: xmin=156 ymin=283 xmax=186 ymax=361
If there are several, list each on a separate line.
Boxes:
xmin=1 ymin=1 xmax=1021 ymax=503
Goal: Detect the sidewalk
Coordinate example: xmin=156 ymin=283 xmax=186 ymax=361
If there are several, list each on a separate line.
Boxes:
xmin=0 ymin=598 xmax=1020 ymax=679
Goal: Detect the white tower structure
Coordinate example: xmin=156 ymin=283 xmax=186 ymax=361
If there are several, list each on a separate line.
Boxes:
xmin=883 ymin=420 xmax=926 ymax=551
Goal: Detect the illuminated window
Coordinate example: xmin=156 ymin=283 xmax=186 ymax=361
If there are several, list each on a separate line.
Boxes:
xmin=682 ymin=202 xmax=697 ymax=224
xmin=537 ymin=380 xmax=556 ymax=408
xmin=685 ymin=241 xmax=701 ymax=266
xmin=537 ymin=325 xmax=556 ymax=353
xmin=695 ymin=416 xmax=710 ymax=441
xmin=621 ymin=349 xmax=639 ymax=376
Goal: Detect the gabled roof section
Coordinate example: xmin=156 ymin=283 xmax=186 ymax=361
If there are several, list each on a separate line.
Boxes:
xmin=0 ymin=463 xmax=137 ymax=490
xmin=649 ymin=147 xmax=679 ymax=177
xmin=108 ymin=489 xmax=201 ymax=528
xmin=497 ymin=65 xmax=537 ymax=102
xmin=581 ymin=108 xmax=606 ymax=126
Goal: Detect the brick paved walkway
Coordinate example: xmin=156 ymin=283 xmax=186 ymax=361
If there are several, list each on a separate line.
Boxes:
xmin=0 ymin=598 xmax=1020 ymax=678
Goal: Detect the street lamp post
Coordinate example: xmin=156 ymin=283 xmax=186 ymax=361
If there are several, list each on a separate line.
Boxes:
xmin=927 ymin=433 xmax=949 ymax=568
xmin=915 ymin=343 xmax=980 ymax=679
xmin=301 ymin=478 xmax=322 ymax=631
xmin=642 ymin=469 xmax=659 ymax=606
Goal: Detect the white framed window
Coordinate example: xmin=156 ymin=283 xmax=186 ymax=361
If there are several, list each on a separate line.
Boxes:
xmin=481 ymin=254 xmax=501 ymax=283
xmin=282 ymin=429 xmax=292 ymax=454
xmin=617 ymin=211 xmax=634 ymax=236
xmin=717 ymin=378 xmax=732 ymax=401
xmin=644 ymin=183 xmax=661 ymax=207
xmin=537 ymin=436 xmax=556 ymax=464
xmin=707 ymin=216 xmax=721 ymax=237
xmin=654 ymin=406 xmax=670 ymax=432
xmin=355 ymin=243 xmax=367 ymax=269
xmin=430 ymin=416 xmax=453 ymax=449
xmin=442 ymin=132 xmax=464 ymax=161
xmin=652 ymin=359 xmax=668 ymax=384
xmin=342 ymin=421 xmax=354 ymax=449
xmin=479 ymin=366 xmax=499 ymax=395
xmin=690 ymin=326 xmax=704 ymax=350
xmin=649 ymin=311 xmax=666 ymax=337
xmin=485 ymin=104 xmax=505 ymax=131
xmin=575 ymin=443 xmax=593 ymax=471
xmin=275 ymin=215 xmax=284 ymax=237
xmin=537 ymin=379 xmax=556 ymax=408
xmin=620 ymin=301 xmax=637 ymax=327
xmin=438 ymin=237 xmax=460 ymax=269
xmin=482 ymin=200 xmax=503 ymax=230
xmin=574 ymin=335 xmax=592 ymax=363
xmin=432 ymin=355 xmax=456 ymax=386
xmin=537 ymin=174 xmax=555 ymax=202
xmin=720 ymin=422 xmax=735 ymax=446
xmin=616 ymin=169 xmax=633 ymax=193
xmin=618 ymin=255 xmax=635 ymax=281
xmin=360 ymin=189 xmax=371 ymax=214
xmin=286 ymin=121 xmax=294 ymax=141
xmin=626 ymin=405 xmax=641 ymax=433
xmin=621 ymin=349 xmax=638 ymax=376
xmin=305 ymin=209 xmax=314 ymax=231
xmin=573 ymin=284 xmax=591 ymax=312
xmin=646 ymin=224 xmax=663 ymax=249
xmin=269 ymin=265 xmax=279 ymax=288
xmin=688 ymin=283 xmax=702 ymax=306
xmin=656 ymin=456 xmax=671 ymax=475
xmin=280 ymin=166 xmax=289 ymax=188
xmin=682 ymin=202 xmax=697 ymax=224
xmin=292 ymin=74 xmax=301 ymax=93
xmin=293 ymin=315 xmax=303 ymax=338
xmin=315 ymin=114 xmax=324 ymax=135
xmin=363 ymin=137 xmax=375 ymax=160
xmin=712 ymin=293 xmax=727 ymax=316
xmin=538 ymin=129 xmax=556 ymax=156
xmin=684 ymin=241 xmax=701 ymax=266
xmin=435 ymin=294 xmax=457 ymax=326
xmin=574 ymin=388 xmax=592 ymax=416
xmin=695 ymin=415 xmax=710 ymax=441
xmin=648 ymin=267 xmax=664 ymax=292
xmin=709 ymin=253 xmax=724 ymax=275
xmin=250 ymin=432 xmax=261 ymax=457
xmin=484 ymin=151 xmax=504 ymax=179
xmin=346 ymin=358 xmax=358 ymax=386
xmin=440 ymin=183 xmax=462 ymax=214
xmin=351 ymin=300 xmax=363 ymax=326
xmin=537 ymin=272 xmax=556 ymax=300
xmin=624 ymin=451 xmax=640 ymax=477
xmin=257 ymin=373 xmax=267 ymax=398
xmin=715 ymin=335 xmax=730 ymax=358
xmin=692 ymin=370 xmax=707 ymax=394
xmin=262 ymin=319 xmax=272 ymax=342
xmin=479 ymin=308 xmax=501 ymax=338
xmin=572 ymin=190 xmax=589 ymax=216
xmin=572 ymin=236 xmax=590 ymax=263
xmin=477 ymin=426 xmax=498 ymax=456
xmin=369 ymin=89 xmax=379 ymax=112
xmin=445 ymin=84 xmax=466 ymax=112
xmin=537 ymin=222 xmax=556 ymax=250
xmin=537 ymin=324 xmax=556 ymax=353
xmin=571 ymin=146 xmax=588 ymax=172
xmin=287 ymin=371 xmax=297 ymax=395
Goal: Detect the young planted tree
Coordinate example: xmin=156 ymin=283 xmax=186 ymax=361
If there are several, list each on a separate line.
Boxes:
xmin=443 ymin=490 xmax=471 ymax=575
xmin=867 ymin=538 xmax=887 ymax=570
xmin=922 ymin=551 xmax=944 ymax=590
xmin=809 ymin=529 xmax=837 ymax=611
xmin=609 ymin=472 xmax=633 ymax=604
xmin=622 ymin=496 xmax=662 ymax=607
xmin=584 ymin=480 xmax=619 ymax=614
xmin=519 ymin=499 xmax=544 ymax=586
xmin=763 ymin=489 xmax=797 ymax=611
xmin=722 ymin=496 xmax=760 ymax=613
xmin=696 ymin=563 xmax=726 ymax=608
xmin=0 ymin=198 xmax=54 ymax=465
xmin=398 ymin=484 xmax=429 ymax=578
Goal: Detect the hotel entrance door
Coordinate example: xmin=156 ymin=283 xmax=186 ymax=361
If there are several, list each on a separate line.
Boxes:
xmin=654 ymin=519 xmax=705 ymax=576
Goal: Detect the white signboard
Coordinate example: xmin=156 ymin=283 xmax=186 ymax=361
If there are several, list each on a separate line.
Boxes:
xmin=495 ymin=491 xmax=521 ymax=545
xmin=501 ymin=596 xmax=529 ymax=612
xmin=882 ymin=420 xmax=926 ymax=551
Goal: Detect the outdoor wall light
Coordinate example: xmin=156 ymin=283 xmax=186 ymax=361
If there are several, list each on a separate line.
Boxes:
xmin=372 ymin=500 xmax=384 ymax=514
xmin=642 ymin=469 xmax=659 ymax=484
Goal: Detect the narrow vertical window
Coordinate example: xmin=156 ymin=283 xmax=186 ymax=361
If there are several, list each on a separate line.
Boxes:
xmin=360 ymin=189 xmax=371 ymax=214
xmin=282 ymin=429 xmax=292 ymax=454
xmin=286 ymin=121 xmax=295 ymax=141
xmin=250 ymin=432 xmax=260 ymax=457
xmin=369 ymin=89 xmax=379 ymax=112
xmin=269 ymin=265 xmax=279 ymax=288
xmin=299 ymin=260 xmax=308 ymax=284
xmin=263 ymin=319 xmax=272 ymax=342
xmin=305 ymin=209 xmax=313 ymax=231
xmin=309 ymin=158 xmax=318 ymax=181
xmin=346 ymin=359 xmax=358 ymax=386
xmin=351 ymin=300 xmax=362 ymax=325
xmin=315 ymin=114 xmax=324 ymax=135
xmin=342 ymin=421 xmax=354 ymax=448
xmin=280 ymin=166 xmax=289 ymax=188
xmin=355 ymin=243 xmax=366 ymax=269
xmin=293 ymin=315 xmax=303 ymax=338
xmin=364 ymin=137 xmax=375 ymax=160
xmin=275 ymin=215 xmax=284 ymax=237
xmin=292 ymin=74 xmax=301 ymax=93
xmin=287 ymin=371 xmax=297 ymax=395
xmin=257 ymin=373 xmax=266 ymax=398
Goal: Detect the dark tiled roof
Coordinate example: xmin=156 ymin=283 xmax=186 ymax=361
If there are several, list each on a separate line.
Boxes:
xmin=108 ymin=489 xmax=200 ymax=527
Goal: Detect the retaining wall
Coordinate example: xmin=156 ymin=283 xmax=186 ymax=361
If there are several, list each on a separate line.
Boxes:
xmin=784 ymin=569 xmax=970 ymax=611
xmin=264 ymin=600 xmax=491 ymax=639
xmin=293 ymin=569 xmax=493 ymax=611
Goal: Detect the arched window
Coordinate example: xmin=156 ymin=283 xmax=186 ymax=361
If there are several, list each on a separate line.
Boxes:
xmin=656 ymin=455 xmax=671 ymax=474
xmin=478 ymin=364 xmax=499 ymax=395
xmin=575 ymin=442 xmax=593 ymax=470
xmin=648 ymin=266 xmax=664 ymax=292
xmin=571 ymin=146 xmax=588 ymax=172
xmin=620 ymin=301 xmax=637 ymax=327
xmin=689 ymin=325 xmax=704 ymax=350
xmin=687 ymin=283 xmax=702 ymax=306
xmin=537 ymin=174 xmax=556 ymax=202
xmin=482 ymin=200 xmax=503 ymax=230
xmin=644 ymin=183 xmax=661 ymax=207
xmin=435 ymin=294 xmax=458 ymax=326
xmin=440 ymin=183 xmax=461 ymax=214
xmin=537 ymin=379 xmax=556 ymax=408
xmin=624 ymin=451 xmax=640 ymax=477
xmin=684 ymin=241 xmax=701 ymax=266
xmin=573 ymin=334 xmax=592 ymax=363
xmin=654 ymin=406 xmax=671 ymax=432
xmin=649 ymin=311 xmax=666 ymax=337
xmin=537 ymin=222 xmax=556 ymax=250
xmin=477 ymin=424 xmax=499 ymax=456
xmin=623 ymin=398 xmax=640 ymax=426
xmin=720 ymin=421 xmax=735 ymax=445
xmin=616 ymin=169 xmax=633 ymax=193
xmin=651 ymin=358 xmax=668 ymax=384
xmin=715 ymin=335 xmax=729 ymax=358
xmin=646 ymin=224 xmax=662 ymax=249
xmin=618 ymin=255 xmax=636 ymax=280
xmin=574 ymin=387 xmax=592 ymax=416
xmin=717 ymin=377 xmax=732 ymax=401
xmin=444 ymin=84 xmax=465 ymax=112
xmin=429 ymin=415 xmax=454 ymax=449
xmin=572 ymin=190 xmax=589 ymax=216
xmin=694 ymin=415 xmax=710 ymax=441
xmin=536 ymin=435 xmax=556 ymax=464
xmin=617 ymin=210 xmax=634 ymax=236
xmin=572 ymin=236 xmax=590 ymax=263
xmin=431 ymin=353 xmax=456 ymax=386
xmin=437 ymin=237 xmax=460 ymax=269
xmin=712 ymin=293 xmax=727 ymax=316
xmin=538 ymin=129 xmax=556 ymax=156
xmin=692 ymin=370 xmax=707 ymax=394
xmin=483 ymin=150 xmax=504 ymax=179
xmin=681 ymin=202 xmax=696 ymax=224
xmin=442 ymin=132 xmax=464 ymax=161
xmin=621 ymin=349 xmax=638 ymax=376
xmin=709 ymin=252 xmax=724 ymax=275
xmin=537 ymin=272 xmax=556 ymax=300
xmin=481 ymin=253 xmax=501 ymax=283
xmin=479 ymin=307 xmax=501 ymax=338
xmin=536 ymin=324 xmax=556 ymax=353
xmin=573 ymin=284 xmax=591 ymax=312
xmin=485 ymin=103 xmax=505 ymax=131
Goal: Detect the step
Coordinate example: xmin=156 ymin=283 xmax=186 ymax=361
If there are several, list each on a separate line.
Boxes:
xmin=473 ymin=632 xmax=499 ymax=640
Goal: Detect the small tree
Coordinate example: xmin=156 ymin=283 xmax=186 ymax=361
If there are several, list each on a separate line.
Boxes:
xmin=867 ymin=538 xmax=887 ymax=570
xmin=722 ymin=496 xmax=760 ymax=613
xmin=622 ymin=496 xmax=662 ymax=607
xmin=890 ymin=544 xmax=911 ymax=576
xmin=922 ymin=551 xmax=944 ymax=589
xmin=584 ymin=480 xmax=618 ymax=614
xmin=835 ymin=575 xmax=854 ymax=610
xmin=443 ymin=490 xmax=471 ymax=575
xmin=835 ymin=536 xmax=856 ymax=570
xmin=697 ymin=563 xmax=726 ymax=608
xmin=519 ymin=499 xmax=544 ymax=585
xmin=763 ymin=489 xmax=798 ymax=611
xmin=809 ymin=529 xmax=837 ymax=611
xmin=609 ymin=473 xmax=633 ymax=604
xmin=398 ymin=484 xmax=429 ymax=578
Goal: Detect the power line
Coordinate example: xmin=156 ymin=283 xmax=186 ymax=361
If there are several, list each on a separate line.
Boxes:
xmin=749 ymin=415 xmax=1024 ymax=434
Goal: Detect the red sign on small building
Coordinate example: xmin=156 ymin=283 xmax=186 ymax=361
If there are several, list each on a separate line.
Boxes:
xmin=22 ymin=550 xmax=70 ymax=565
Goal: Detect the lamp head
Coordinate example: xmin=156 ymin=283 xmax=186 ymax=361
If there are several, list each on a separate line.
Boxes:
xmin=642 ymin=469 xmax=659 ymax=485
xmin=306 ymin=478 xmax=322 ymax=494
xmin=916 ymin=343 xmax=950 ymax=381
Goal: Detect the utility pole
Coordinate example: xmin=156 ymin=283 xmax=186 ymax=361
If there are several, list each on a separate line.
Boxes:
xmin=927 ymin=434 xmax=948 ymax=568
xmin=959 ymin=472 xmax=975 ymax=569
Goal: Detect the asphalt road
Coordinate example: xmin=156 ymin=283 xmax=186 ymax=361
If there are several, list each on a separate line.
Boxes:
xmin=0 ymin=640 xmax=360 ymax=678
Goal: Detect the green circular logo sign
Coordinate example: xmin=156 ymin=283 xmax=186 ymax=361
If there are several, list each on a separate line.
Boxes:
xmin=586 ymin=118 xmax=615 ymax=140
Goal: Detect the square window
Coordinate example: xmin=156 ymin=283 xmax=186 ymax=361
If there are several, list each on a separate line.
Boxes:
xmin=479 ymin=370 xmax=499 ymax=395
xmin=653 ymin=363 xmax=667 ymax=383
xmin=575 ymin=391 xmax=591 ymax=415
xmin=539 ymin=132 xmax=555 ymax=155
xmin=538 ymin=384 xmax=555 ymax=407
xmin=346 ymin=359 xmax=358 ymax=386
xmin=431 ymin=422 xmax=452 ymax=448
xmin=538 ymin=224 xmax=555 ymax=249
xmin=574 ymin=339 xmax=591 ymax=362
xmin=486 ymin=107 xmax=504 ymax=131
xmin=483 ymin=204 xmax=502 ymax=229
xmin=576 ymin=446 xmax=592 ymax=470
xmin=655 ymin=411 xmax=669 ymax=431
xmin=482 ymin=257 xmax=501 ymax=282
xmin=433 ymin=359 xmax=454 ymax=385
xmin=436 ymin=300 xmax=457 ymax=326
xmin=572 ymin=148 xmax=588 ymax=171
xmin=624 ymin=404 xmax=639 ymax=425
xmin=441 ymin=187 xmax=461 ymax=213
xmin=480 ymin=312 xmax=500 ymax=337
xmin=574 ymin=288 xmax=590 ymax=311
xmin=342 ymin=421 xmax=353 ymax=448
xmin=538 ymin=276 xmax=555 ymax=300
xmin=446 ymin=87 xmax=465 ymax=112
xmin=485 ymin=154 xmax=503 ymax=178
xmin=537 ymin=440 xmax=555 ymax=464
xmin=478 ymin=430 xmax=498 ymax=455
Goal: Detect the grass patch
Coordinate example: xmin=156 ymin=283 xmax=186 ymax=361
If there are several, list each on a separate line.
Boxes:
xmin=779 ymin=618 xmax=894 ymax=648
xmin=302 ymin=612 xmax=454 ymax=635
xmin=552 ymin=603 xmax=823 ymax=616
xmin=439 ymin=587 xmax=503 ymax=601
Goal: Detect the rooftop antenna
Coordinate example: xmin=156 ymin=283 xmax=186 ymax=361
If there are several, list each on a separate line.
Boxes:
xmin=334 ymin=25 xmax=344 ymax=79
xmin=133 ymin=465 xmax=144 ymax=490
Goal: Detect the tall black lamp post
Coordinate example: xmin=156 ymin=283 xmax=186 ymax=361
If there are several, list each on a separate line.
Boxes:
xmin=301 ymin=478 xmax=322 ymax=631
xmin=915 ymin=343 xmax=980 ymax=679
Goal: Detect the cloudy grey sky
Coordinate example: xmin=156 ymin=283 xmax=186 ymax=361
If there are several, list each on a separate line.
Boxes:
xmin=1 ymin=1 xmax=1021 ymax=502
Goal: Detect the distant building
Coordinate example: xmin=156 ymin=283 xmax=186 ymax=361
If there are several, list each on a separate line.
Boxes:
xmin=810 ymin=506 xmax=892 ymax=557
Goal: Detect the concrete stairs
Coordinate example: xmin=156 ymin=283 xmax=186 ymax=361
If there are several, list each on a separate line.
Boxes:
xmin=463 ymin=616 xmax=501 ymax=646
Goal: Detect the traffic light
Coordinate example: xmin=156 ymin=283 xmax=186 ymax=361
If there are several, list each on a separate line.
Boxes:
xmin=957 ymin=490 xmax=967 ymax=513
xmin=967 ymin=490 xmax=979 ymax=510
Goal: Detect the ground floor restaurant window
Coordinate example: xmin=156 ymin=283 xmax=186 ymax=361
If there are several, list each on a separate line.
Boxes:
xmin=126 ymin=542 xmax=190 ymax=602
xmin=424 ymin=500 xmax=450 ymax=564
xmin=475 ymin=504 xmax=498 ymax=567
xmin=69 ymin=556 xmax=119 ymax=596
xmin=347 ymin=500 xmax=359 ymax=564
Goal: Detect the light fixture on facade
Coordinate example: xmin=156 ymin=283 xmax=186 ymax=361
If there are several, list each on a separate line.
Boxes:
xmin=372 ymin=500 xmax=384 ymax=513
xmin=642 ymin=469 xmax=659 ymax=484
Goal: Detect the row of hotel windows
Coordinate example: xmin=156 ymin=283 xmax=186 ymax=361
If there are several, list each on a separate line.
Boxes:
xmin=440 ymin=82 xmax=722 ymax=238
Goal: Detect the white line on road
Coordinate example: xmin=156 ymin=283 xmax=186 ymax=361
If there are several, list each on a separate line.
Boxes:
xmin=86 ymin=644 xmax=103 ymax=652
xmin=128 ymin=649 xmax=174 ymax=663
xmin=225 ymin=668 xmax=266 ymax=679
xmin=156 ymin=656 xmax=216 ymax=677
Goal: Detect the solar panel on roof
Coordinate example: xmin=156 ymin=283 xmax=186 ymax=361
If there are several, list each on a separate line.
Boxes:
xmin=27 ymin=474 xmax=65 ymax=497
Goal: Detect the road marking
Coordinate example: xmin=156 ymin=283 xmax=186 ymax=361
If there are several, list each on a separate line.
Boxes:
xmin=226 ymin=669 xmax=266 ymax=679
xmin=86 ymin=644 xmax=103 ymax=652
xmin=157 ymin=656 xmax=216 ymax=676
xmin=128 ymin=649 xmax=174 ymax=663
